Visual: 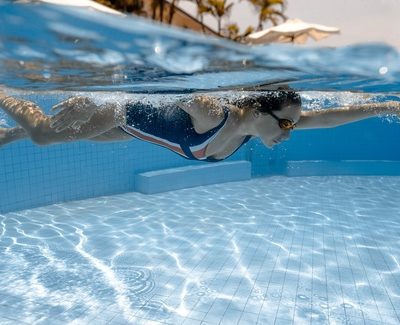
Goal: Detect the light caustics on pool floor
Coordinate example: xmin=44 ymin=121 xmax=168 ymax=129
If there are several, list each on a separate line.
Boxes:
xmin=0 ymin=176 xmax=400 ymax=325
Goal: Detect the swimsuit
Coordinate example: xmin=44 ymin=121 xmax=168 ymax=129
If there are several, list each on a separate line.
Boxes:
xmin=119 ymin=102 xmax=252 ymax=162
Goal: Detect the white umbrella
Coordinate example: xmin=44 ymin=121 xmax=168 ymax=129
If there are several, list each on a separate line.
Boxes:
xmin=246 ymin=18 xmax=340 ymax=45
xmin=37 ymin=0 xmax=123 ymax=15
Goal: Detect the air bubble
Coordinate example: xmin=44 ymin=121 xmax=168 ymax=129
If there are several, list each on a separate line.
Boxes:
xmin=379 ymin=66 xmax=388 ymax=75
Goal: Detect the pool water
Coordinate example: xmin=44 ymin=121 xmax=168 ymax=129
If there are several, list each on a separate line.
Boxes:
xmin=1 ymin=176 xmax=400 ymax=324
xmin=1 ymin=2 xmax=400 ymax=324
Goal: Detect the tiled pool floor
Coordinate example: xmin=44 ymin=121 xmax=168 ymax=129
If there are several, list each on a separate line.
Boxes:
xmin=1 ymin=176 xmax=400 ymax=324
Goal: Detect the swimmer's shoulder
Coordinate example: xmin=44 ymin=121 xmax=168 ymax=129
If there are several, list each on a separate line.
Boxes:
xmin=177 ymin=95 xmax=240 ymax=132
xmin=177 ymin=95 xmax=240 ymax=119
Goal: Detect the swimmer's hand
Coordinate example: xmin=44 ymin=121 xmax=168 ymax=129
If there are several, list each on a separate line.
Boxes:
xmin=50 ymin=96 xmax=97 ymax=132
xmin=372 ymin=100 xmax=400 ymax=117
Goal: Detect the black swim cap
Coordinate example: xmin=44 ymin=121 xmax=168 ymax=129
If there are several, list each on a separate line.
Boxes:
xmin=232 ymin=90 xmax=301 ymax=112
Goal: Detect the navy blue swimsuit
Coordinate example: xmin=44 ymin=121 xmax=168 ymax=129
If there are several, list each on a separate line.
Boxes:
xmin=119 ymin=102 xmax=252 ymax=162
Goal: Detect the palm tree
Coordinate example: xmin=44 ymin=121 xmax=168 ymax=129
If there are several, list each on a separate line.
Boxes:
xmin=126 ymin=0 xmax=146 ymax=15
xmin=191 ymin=0 xmax=211 ymax=33
xmin=225 ymin=23 xmax=239 ymax=40
xmin=206 ymin=0 xmax=234 ymax=35
xmin=151 ymin=0 xmax=166 ymax=22
xmin=247 ymin=0 xmax=287 ymax=31
xmin=168 ymin=0 xmax=181 ymax=24
xmin=149 ymin=0 xmax=180 ymax=25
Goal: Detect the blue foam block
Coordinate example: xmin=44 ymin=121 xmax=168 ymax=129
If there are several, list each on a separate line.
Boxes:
xmin=135 ymin=161 xmax=252 ymax=194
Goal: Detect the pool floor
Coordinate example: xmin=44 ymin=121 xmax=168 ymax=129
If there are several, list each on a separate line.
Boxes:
xmin=1 ymin=176 xmax=400 ymax=324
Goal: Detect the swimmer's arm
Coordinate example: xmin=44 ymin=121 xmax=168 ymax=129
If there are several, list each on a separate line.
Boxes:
xmin=296 ymin=101 xmax=400 ymax=129
xmin=176 ymin=95 xmax=226 ymax=129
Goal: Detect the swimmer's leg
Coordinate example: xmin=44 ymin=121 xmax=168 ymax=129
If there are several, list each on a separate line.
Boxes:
xmin=0 ymin=127 xmax=130 ymax=146
xmin=89 ymin=127 xmax=132 ymax=142
xmin=0 ymin=94 xmax=124 ymax=145
xmin=0 ymin=127 xmax=27 ymax=146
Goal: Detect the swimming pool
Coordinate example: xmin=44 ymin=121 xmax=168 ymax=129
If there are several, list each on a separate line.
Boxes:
xmin=1 ymin=1 xmax=400 ymax=324
xmin=1 ymin=176 xmax=400 ymax=324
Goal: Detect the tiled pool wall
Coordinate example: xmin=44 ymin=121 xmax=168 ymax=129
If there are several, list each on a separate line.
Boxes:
xmin=1 ymin=95 xmax=400 ymax=213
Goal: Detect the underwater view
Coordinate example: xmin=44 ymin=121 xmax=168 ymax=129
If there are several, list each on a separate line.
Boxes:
xmin=1 ymin=1 xmax=400 ymax=324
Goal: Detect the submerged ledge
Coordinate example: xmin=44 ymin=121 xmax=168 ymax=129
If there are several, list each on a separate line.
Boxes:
xmin=1 ymin=160 xmax=400 ymax=212
xmin=286 ymin=160 xmax=400 ymax=177
xmin=135 ymin=161 xmax=252 ymax=194
xmin=134 ymin=160 xmax=400 ymax=195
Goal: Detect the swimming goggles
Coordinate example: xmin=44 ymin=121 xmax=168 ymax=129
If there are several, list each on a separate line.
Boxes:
xmin=265 ymin=110 xmax=296 ymax=130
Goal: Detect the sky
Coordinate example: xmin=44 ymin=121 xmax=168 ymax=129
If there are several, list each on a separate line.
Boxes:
xmin=179 ymin=0 xmax=400 ymax=48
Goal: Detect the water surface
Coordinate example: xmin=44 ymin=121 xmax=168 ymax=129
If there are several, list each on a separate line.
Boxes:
xmin=1 ymin=1 xmax=400 ymax=94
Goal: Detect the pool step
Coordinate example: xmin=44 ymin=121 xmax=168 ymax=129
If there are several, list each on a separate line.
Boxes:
xmin=135 ymin=160 xmax=251 ymax=194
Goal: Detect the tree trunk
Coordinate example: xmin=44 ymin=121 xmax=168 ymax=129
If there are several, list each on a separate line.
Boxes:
xmin=257 ymin=15 xmax=263 ymax=31
xmin=168 ymin=0 xmax=176 ymax=24
xmin=152 ymin=1 xmax=157 ymax=19
xmin=159 ymin=0 xmax=164 ymax=22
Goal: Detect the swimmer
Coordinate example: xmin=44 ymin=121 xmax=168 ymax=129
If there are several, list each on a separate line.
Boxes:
xmin=0 ymin=90 xmax=399 ymax=161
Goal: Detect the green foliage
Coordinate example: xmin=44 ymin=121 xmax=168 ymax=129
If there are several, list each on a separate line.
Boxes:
xmin=246 ymin=0 xmax=287 ymax=30
xmin=204 ymin=0 xmax=234 ymax=34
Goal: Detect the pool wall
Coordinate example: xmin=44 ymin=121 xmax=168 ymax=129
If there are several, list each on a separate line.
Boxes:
xmin=1 ymin=103 xmax=400 ymax=213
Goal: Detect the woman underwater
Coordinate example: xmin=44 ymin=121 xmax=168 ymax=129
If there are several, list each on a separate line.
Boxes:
xmin=0 ymin=90 xmax=399 ymax=161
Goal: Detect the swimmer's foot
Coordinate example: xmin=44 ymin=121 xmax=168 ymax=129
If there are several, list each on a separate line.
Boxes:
xmin=0 ymin=88 xmax=8 ymax=101
xmin=0 ymin=127 xmax=27 ymax=147
xmin=0 ymin=94 xmax=50 ymax=136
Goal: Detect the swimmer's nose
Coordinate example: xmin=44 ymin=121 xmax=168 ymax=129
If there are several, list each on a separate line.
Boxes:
xmin=279 ymin=131 xmax=291 ymax=141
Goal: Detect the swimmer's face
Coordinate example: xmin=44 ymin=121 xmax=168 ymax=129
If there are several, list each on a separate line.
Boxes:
xmin=254 ymin=103 xmax=301 ymax=148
